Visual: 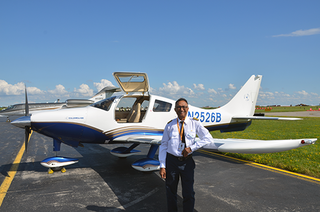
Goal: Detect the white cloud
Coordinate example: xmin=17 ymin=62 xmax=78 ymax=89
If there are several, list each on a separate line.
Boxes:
xmin=2 ymin=77 xmax=320 ymax=108
xmin=193 ymin=83 xmax=205 ymax=90
xmin=74 ymin=84 xmax=94 ymax=97
xmin=218 ymin=88 xmax=224 ymax=93
xmin=297 ymin=90 xmax=308 ymax=96
xmin=94 ymin=79 xmax=115 ymax=92
xmin=228 ymin=84 xmax=236 ymax=90
xmin=0 ymin=80 xmax=45 ymax=96
xmin=27 ymin=87 xmax=45 ymax=95
xmin=0 ymin=80 xmax=25 ymax=95
xmin=273 ymin=27 xmax=320 ymax=37
xmin=48 ymin=84 xmax=68 ymax=95
xmin=159 ymin=81 xmax=194 ymax=96
xmin=208 ymin=88 xmax=217 ymax=94
xmin=274 ymin=91 xmax=290 ymax=97
xmin=259 ymin=91 xmax=274 ymax=99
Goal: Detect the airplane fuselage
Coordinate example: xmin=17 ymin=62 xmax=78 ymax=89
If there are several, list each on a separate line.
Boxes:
xmin=28 ymin=94 xmax=250 ymax=148
xmin=0 ymin=103 xmax=65 ymax=117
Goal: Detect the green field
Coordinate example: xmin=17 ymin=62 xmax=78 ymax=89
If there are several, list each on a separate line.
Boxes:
xmin=209 ymin=116 xmax=320 ymax=178
xmin=255 ymin=105 xmax=320 ymax=112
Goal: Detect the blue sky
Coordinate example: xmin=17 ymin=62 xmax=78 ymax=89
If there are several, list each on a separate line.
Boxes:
xmin=1 ymin=0 xmax=319 ymax=107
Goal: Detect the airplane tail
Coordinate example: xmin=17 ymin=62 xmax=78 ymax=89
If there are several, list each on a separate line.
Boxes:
xmin=220 ymin=75 xmax=262 ymax=117
xmin=89 ymin=86 xmax=121 ymax=102
xmin=65 ymin=86 xmax=121 ymax=108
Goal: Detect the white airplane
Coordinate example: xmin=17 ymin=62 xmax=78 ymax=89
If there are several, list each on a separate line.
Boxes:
xmin=11 ymin=72 xmax=317 ymax=172
xmin=0 ymin=86 xmax=120 ymax=121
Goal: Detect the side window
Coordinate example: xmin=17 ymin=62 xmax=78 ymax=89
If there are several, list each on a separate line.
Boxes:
xmin=91 ymin=97 xmax=115 ymax=111
xmin=153 ymin=100 xmax=172 ymax=112
xmin=115 ymin=96 xmax=150 ymax=123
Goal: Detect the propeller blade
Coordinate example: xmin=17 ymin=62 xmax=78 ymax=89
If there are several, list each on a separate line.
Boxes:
xmin=25 ymin=85 xmax=29 ymax=116
xmin=24 ymin=86 xmax=31 ymax=152
xmin=24 ymin=126 xmax=32 ymax=152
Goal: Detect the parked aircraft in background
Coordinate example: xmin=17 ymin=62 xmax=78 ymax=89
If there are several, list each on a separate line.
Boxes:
xmin=11 ymin=72 xmax=316 ymax=173
xmin=0 ymin=86 xmax=120 ymax=122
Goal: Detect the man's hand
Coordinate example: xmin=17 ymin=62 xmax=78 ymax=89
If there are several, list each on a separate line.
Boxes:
xmin=160 ymin=168 xmax=166 ymax=179
xmin=182 ymin=147 xmax=192 ymax=157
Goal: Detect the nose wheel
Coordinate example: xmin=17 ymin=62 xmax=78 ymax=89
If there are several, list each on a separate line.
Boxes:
xmin=48 ymin=167 xmax=67 ymax=174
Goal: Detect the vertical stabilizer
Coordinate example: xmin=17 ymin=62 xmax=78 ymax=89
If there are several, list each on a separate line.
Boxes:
xmin=220 ymin=75 xmax=262 ymax=117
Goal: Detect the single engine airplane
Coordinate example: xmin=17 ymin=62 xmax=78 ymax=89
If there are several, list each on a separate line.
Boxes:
xmin=0 ymin=86 xmax=120 ymax=122
xmin=11 ymin=72 xmax=317 ymax=172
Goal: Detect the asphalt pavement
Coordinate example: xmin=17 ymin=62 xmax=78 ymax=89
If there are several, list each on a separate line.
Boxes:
xmin=0 ymin=117 xmax=320 ymax=211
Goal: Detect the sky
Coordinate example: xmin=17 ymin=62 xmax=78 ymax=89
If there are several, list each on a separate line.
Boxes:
xmin=1 ymin=0 xmax=320 ymax=108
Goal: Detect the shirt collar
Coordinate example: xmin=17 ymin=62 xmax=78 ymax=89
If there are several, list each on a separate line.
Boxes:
xmin=177 ymin=117 xmax=189 ymax=125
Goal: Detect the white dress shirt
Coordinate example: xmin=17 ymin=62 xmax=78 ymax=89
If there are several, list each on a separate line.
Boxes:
xmin=159 ymin=117 xmax=214 ymax=168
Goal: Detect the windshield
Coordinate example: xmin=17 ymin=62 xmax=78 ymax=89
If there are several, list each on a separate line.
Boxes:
xmin=91 ymin=96 xmax=116 ymax=111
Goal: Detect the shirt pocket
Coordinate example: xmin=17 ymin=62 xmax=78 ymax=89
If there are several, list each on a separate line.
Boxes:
xmin=186 ymin=131 xmax=196 ymax=144
xmin=169 ymin=131 xmax=180 ymax=149
xmin=171 ymin=131 xmax=179 ymax=139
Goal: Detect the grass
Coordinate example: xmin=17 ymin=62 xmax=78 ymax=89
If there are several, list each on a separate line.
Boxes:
xmin=256 ymin=105 xmax=320 ymax=112
xmin=209 ymin=117 xmax=320 ymax=178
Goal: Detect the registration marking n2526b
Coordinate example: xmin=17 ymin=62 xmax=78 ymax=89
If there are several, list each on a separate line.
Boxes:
xmin=188 ymin=111 xmax=221 ymax=123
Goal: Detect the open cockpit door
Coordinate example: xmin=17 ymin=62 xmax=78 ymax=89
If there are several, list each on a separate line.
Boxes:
xmin=113 ymin=72 xmax=149 ymax=95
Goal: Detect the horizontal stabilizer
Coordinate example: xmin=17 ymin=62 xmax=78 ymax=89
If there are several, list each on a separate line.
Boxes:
xmin=203 ymin=138 xmax=317 ymax=154
xmin=110 ymin=147 xmax=141 ymax=158
xmin=132 ymin=158 xmax=160 ymax=172
xmin=125 ymin=136 xmax=162 ymax=144
xmin=233 ymin=116 xmax=302 ymax=121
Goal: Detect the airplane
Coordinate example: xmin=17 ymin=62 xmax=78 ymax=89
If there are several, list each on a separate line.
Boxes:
xmin=0 ymin=86 xmax=121 ymax=122
xmin=11 ymin=72 xmax=317 ymax=173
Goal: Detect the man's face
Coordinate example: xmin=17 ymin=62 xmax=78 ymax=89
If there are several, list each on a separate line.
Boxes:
xmin=174 ymin=100 xmax=189 ymax=120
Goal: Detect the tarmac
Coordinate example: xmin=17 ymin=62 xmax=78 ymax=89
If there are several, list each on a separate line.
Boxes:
xmin=1 ymin=116 xmax=320 ymax=211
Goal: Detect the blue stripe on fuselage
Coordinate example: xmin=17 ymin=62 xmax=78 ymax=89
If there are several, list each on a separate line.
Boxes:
xmin=31 ymin=121 xmax=251 ymax=145
xmin=32 ymin=122 xmax=107 ymax=143
xmin=32 ymin=122 xmax=163 ymax=144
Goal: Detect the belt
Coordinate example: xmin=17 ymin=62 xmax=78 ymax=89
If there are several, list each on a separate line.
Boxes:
xmin=168 ymin=153 xmax=192 ymax=161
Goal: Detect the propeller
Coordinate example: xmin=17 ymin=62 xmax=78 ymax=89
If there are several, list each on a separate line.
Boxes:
xmin=10 ymin=85 xmax=32 ymax=151
xmin=24 ymin=85 xmax=32 ymax=151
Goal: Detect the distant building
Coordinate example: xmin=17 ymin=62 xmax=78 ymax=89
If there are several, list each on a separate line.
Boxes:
xmin=296 ymin=103 xmax=309 ymax=106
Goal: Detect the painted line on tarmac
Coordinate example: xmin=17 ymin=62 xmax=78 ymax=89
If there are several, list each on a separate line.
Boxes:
xmin=116 ymin=188 xmax=159 ymax=210
xmin=198 ymin=149 xmax=320 ymax=185
xmin=0 ymin=131 xmax=32 ymax=207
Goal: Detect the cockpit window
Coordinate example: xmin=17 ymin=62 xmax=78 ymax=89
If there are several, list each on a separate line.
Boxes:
xmin=6 ymin=105 xmax=14 ymax=110
xmin=91 ymin=96 xmax=115 ymax=111
xmin=118 ymin=75 xmax=145 ymax=83
xmin=153 ymin=100 xmax=172 ymax=112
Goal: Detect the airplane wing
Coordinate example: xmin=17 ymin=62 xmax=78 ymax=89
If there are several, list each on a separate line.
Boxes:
xmin=233 ymin=116 xmax=302 ymax=121
xmin=203 ymin=138 xmax=317 ymax=154
xmin=111 ymin=135 xmax=316 ymax=171
xmin=115 ymin=134 xmax=316 ymax=154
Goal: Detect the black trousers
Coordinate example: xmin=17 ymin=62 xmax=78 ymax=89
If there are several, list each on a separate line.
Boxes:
xmin=165 ymin=153 xmax=195 ymax=212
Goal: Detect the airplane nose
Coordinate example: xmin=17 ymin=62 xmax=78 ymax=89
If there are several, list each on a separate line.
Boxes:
xmin=11 ymin=116 xmax=31 ymax=128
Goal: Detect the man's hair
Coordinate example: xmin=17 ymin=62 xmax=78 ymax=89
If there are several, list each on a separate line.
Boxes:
xmin=175 ymin=98 xmax=188 ymax=107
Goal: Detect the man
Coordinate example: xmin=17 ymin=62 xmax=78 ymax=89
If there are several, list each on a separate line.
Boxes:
xmin=159 ymin=98 xmax=214 ymax=212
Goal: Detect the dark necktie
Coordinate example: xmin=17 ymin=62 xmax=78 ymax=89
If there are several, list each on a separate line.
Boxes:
xmin=180 ymin=121 xmax=185 ymax=143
